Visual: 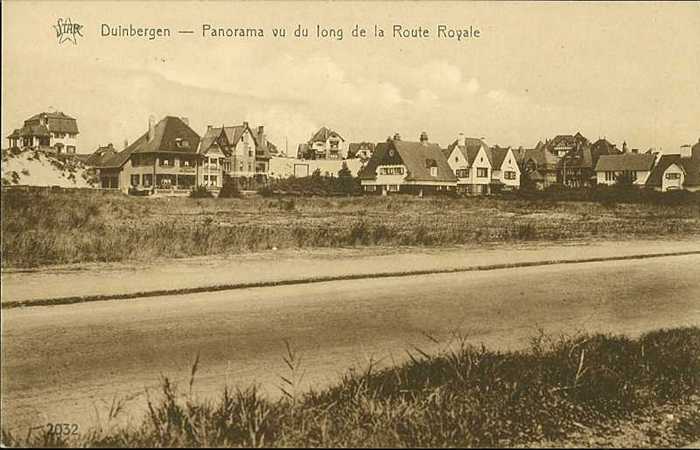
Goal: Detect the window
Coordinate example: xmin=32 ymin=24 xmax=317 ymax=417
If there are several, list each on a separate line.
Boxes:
xmin=181 ymin=158 xmax=192 ymax=167
xmin=666 ymin=172 xmax=681 ymax=180
xmin=365 ymin=185 xmax=377 ymax=192
xmin=209 ymin=175 xmax=218 ymax=186
xmin=477 ymin=168 xmax=488 ymax=178
xmin=143 ymin=174 xmax=153 ymax=187
xmin=160 ymin=158 xmax=172 ymax=167
xmin=379 ymin=166 xmax=404 ymax=175
xmin=504 ymin=171 xmax=516 ymax=180
xmin=605 ymin=171 xmax=615 ymax=182
xmin=387 ymin=185 xmax=399 ymax=192
xmin=430 ymin=166 xmax=438 ymax=177
xmin=131 ymin=174 xmax=140 ymax=186
xmin=66 ymin=146 xmax=76 ymax=154
xmin=455 ymin=168 xmax=469 ymax=178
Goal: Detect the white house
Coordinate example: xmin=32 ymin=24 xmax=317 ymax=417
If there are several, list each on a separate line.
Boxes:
xmin=302 ymin=126 xmax=347 ymax=160
xmin=645 ymin=153 xmax=700 ymax=192
xmin=489 ymin=146 xmax=521 ymax=191
xmin=359 ymin=132 xmax=456 ymax=196
xmin=594 ymin=153 xmax=656 ymax=186
xmin=445 ymin=133 xmax=493 ymax=194
xmin=7 ymin=111 xmax=79 ymax=155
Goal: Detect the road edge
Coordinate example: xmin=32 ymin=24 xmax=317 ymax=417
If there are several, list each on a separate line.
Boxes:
xmin=4 ymin=250 xmax=700 ymax=309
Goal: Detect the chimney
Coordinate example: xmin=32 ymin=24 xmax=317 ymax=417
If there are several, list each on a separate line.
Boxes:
xmin=180 ymin=117 xmax=189 ymax=126
xmin=123 ymin=139 xmax=128 ymax=149
xmin=680 ymin=144 xmax=692 ymax=158
xmin=457 ymin=132 xmax=466 ymax=146
xmin=622 ymin=141 xmax=628 ymax=153
xmin=243 ymin=121 xmax=249 ymax=129
xmin=207 ymin=125 xmax=213 ymax=131
xmin=148 ymin=115 xmax=156 ymax=142
xmin=257 ymin=125 xmax=267 ymax=150
xmin=393 ymin=132 xmax=401 ymax=141
xmin=420 ymin=131 xmax=429 ymax=144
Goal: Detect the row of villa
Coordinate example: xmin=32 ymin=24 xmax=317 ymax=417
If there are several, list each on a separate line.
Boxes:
xmin=6 ymin=111 xmax=699 ymax=195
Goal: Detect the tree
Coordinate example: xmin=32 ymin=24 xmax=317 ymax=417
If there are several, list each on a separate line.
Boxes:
xmin=337 ymin=162 xmax=357 ymax=195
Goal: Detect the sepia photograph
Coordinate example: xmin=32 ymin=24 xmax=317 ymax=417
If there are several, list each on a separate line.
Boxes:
xmin=1 ymin=0 xmax=699 ymax=447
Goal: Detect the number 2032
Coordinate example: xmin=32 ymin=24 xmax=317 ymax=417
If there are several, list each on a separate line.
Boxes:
xmin=46 ymin=423 xmax=79 ymax=436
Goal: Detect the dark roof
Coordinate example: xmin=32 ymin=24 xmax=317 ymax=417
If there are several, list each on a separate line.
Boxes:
xmin=595 ymin=153 xmax=655 ymax=172
xmin=590 ymin=138 xmax=621 ymax=166
xmin=198 ymin=127 xmax=229 ymax=156
xmin=98 ymin=116 xmax=200 ymax=168
xmin=490 ymin=147 xmax=510 ymax=169
xmin=360 ymin=140 xmax=456 ymax=183
xmin=348 ymin=142 xmax=375 ymax=158
xmin=84 ymin=144 xmax=118 ymax=167
xmin=562 ymin=146 xmax=594 ymax=169
xmin=646 ymin=155 xmax=700 ymax=188
xmin=310 ymin=126 xmax=344 ymax=143
xmin=693 ymin=140 xmax=700 ymax=159
xmin=446 ymin=137 xmax=488 ymax=166
xmin=522 ymin=146 xmax=559 ymax=169
xmin=549 ymin=132 xmax=589 ymax=149
xmin=25 ymin=111 xmax=79 ymax=134
xmin=8 ymin=124 xmax=51 ymax=138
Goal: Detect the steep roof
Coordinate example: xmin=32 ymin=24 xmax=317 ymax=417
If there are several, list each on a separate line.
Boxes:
xmin=446 ymin=137 xmax=488 ymax=166
xmin=198 ymin=127 xmax=230 ymax=156
xmin=595 ymin=153 xmax=655 ymax=172
xmin=98 ymin=116 xmax=200 ymax=168
xmin=310 ymin=126 xmax=344 ymax=143
xmin=360 ymin=140 xmax=456 ymax=183
xmin=522 ymin=146 xmax=559 ymax=169
xmin=490 ymin=147 xmax=510 ymax=169
xmin=25 ymin=111 xmax=79 ymax=134
xmin=348 ymin=142 xmax=375 ymax=158
xmin=84 ymin=144 xmax=118 ymax=167
xmin=646 ymin=154 xmax=700 ymax=188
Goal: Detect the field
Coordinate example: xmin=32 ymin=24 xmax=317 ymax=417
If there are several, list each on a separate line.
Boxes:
xmin=3 ymin=327 xmax=699 ymax=447
xmin=2 ymin=189 xmax=700 ymax=268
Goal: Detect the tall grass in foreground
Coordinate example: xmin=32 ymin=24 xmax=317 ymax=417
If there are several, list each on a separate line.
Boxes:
xmin=4 ymin=327 xmax=699 ymax=447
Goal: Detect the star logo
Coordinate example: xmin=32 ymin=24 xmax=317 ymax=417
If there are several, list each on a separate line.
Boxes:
xmin=54 ymin=18 xmax=83 ymax=45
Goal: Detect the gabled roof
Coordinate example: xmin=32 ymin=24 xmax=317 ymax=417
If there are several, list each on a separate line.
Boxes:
xmin=222 ymin=125 xmax=250 ymax=147
xmin=645 ymin=154 xmax=700 ymax=187
xmin=595 ymin=153 xmax=655 ymax=172
xmin=446 ymin=137 xmax=488 ymax=166
xmin=97 ymin=116 xmax=200 ymax=168
xmin=522 ymin=146 xmax=559 ymax=169
xmin=310 ymin=126 xmax=344 ymax=143
xmin=490 ymin=147 xmax=511 ymax=169
xmin=348 ymin=142 xmax=375 ymax=158
xmin=84 ymin=144 xmax=118 ymax=167
xmin=550 ymin=132 xmax=588 ymax=149
xmin=198 ymin=127 xmax=230 ymax=156
xmin=360 ymin=140 xmax=456 ymax=183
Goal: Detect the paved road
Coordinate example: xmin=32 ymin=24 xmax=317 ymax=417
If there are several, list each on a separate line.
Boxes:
xmin=2 ymin=254 xmax=700 ymax=434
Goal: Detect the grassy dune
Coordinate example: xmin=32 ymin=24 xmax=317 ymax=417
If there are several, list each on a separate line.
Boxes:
xmin=2 ymin=189 xmax=700 ymax=268
xmin=3 ymin=327 xmax=699 ymax=447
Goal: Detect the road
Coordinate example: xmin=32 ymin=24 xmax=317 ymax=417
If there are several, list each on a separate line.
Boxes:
xmin=2 ymin=253 xmax=700 ymax=434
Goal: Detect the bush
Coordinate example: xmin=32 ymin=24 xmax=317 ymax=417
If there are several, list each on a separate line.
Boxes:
xmin=218 ymin=175 xmax=241 ymax=198
xmin=189 ymin=185 xmax=213 ymax=198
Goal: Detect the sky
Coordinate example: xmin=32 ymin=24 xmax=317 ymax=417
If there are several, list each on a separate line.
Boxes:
xmin=2 ymin=1 xmax=699 ymax=155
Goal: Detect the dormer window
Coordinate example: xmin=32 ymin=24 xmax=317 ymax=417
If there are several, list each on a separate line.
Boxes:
xmin=430 ymin=166 xmax=438 ymax=177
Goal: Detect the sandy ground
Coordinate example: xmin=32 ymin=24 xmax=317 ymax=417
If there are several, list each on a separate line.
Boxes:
xmin=2 ymin=253 xmax=699 ymax=434
xmin=3 ymin=238 xmax=700 ymax=304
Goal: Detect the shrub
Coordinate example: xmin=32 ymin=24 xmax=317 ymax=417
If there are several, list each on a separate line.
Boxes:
xmin=218 ymin=175 xmax=241 ymax=198
xmin=189 ymin=185 xmax=213 ymax=198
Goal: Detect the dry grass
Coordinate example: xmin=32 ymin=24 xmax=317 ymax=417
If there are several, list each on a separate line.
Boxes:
xmin=2 ymin=189 xmax=700 ymax=268
xmin=3 ymin=327 xmax=699 ymax=447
